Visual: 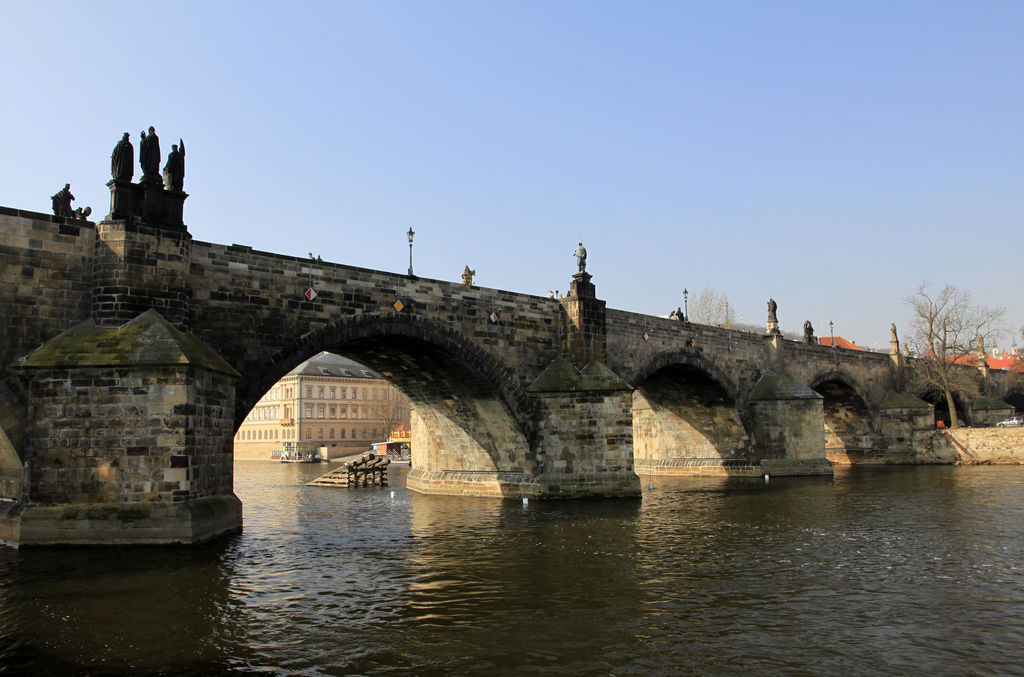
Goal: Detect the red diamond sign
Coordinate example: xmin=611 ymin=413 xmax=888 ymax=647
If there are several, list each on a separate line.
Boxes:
xmin=489 ymin=311 xmax=498 ymax=323
xmin=305 ymin=288 xmax=317 ymax=301
xmin=643 ymin=331 xmax=649 ymax=341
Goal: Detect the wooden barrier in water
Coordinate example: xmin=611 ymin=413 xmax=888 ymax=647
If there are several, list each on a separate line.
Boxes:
xmin=306 ymin=454 xmax=390 ymax=488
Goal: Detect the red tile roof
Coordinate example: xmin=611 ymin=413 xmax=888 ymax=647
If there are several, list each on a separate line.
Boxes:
xmin=818 ymin=336 xmax=865 ymax=351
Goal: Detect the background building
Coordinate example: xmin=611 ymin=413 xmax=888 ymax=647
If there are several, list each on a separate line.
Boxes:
xmin=234 ymin=352 xmax=410 ymax=460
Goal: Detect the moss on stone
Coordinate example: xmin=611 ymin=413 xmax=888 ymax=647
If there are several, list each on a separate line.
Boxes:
xmin=578 ymin=361 xmax=632 ymax=392
xmin=528 ymin=356 xmax=581 ymax=393
xmin=973 ymin=396 xmax=1012 ymax=410
xmin=880 ymin=392 xmax=932 ymax=409
xmin=528 ymin=357 xmax=631 ymax=393
xmin=19 ymin=309 xmax=239 ymax=377
xmin=748 ymin=373 xmax=821 ymax=401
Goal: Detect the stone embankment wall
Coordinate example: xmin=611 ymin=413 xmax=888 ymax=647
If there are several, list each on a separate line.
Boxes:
xmin=921 ymin=428 xmax=1024 ymax=465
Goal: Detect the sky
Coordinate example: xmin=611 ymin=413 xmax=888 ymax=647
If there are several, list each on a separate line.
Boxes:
xmin=2 ymin=1 xmax=1022 ymax=351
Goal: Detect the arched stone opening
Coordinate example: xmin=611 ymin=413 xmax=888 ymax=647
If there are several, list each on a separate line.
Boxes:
xmin=236 ymin=314 xmax=533 ymax=484
xmin=810 ymin=375 xmax=877 ymax=462
xmin=632 ymin=359 xmax=752 ymax=475
xmin=1003 ymin=391 xmax=1024 ymax=415
xmin=918 ymin=389 xmax=969 ymax=427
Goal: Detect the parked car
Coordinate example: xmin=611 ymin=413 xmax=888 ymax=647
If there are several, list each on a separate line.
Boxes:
xmin=996 ymin=416 xmax=1023 ymax=428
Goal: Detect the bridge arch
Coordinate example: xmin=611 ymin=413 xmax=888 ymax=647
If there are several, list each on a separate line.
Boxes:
xmin=630 ymin=350 xmax=752 ymax=473
xmin=629 ymin=350 xmax=740 ymax=403
xmin=809 ymin=369 xmax=878 ymax=462
xmin=236 ymin=312 xmax=534 ymax=475
xmin=999 ymin=377 xmax=1024 ymax=414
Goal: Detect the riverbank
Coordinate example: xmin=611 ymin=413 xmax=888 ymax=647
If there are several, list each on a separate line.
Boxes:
xmin=923 ymin=428 xmax=1024 ymax=465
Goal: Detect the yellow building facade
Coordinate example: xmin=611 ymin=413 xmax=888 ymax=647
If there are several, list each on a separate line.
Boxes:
xmin=234 ymin=352 xmax=410 ymax=460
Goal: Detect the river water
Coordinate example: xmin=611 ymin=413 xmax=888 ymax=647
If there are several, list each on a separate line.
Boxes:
xmin=1 ymin=463 xmax=1023 ymax=675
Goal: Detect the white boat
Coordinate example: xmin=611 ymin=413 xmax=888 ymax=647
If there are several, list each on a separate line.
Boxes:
xmin=279 ymin=450 xmax=322 ymax=463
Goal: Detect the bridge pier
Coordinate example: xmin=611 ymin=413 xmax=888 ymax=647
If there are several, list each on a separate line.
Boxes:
xmin=405 ymin=356 xmax=641 ymax=499
xmin=747 ymin=373 xmax=833 ymax=476
xmin=2 ymin=310 xmax=242 ymax=546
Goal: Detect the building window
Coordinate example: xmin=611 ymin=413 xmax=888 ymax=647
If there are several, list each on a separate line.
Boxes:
xmin=330 ymin=387 xmax=336 ymax=399
xmin=304 ymin=406 xmax=312 ymax=419
xmin=318 ymin=386 xmax=325 ymax=398
xmin=317 ymin=405 xmax=325 ymax=419
xmin=305 ymin=429 xmax=311 ymax=439
xmin=339 ymin=388 xmax=346 ymax=400
xmin=306 ymin=386 xmax=313 ymax=398
xmin=340 ymin=406 xmax=347 ymax=419
xmin=329 ymin=428 xmax=335 ymax=439
xmin=340 ymin=428 xmax=346 ymax=439
xmin=329 ymin=405 xmax=336 ymax=418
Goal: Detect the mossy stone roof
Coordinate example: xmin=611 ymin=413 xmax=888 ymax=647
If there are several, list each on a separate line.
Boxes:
xmin=528 ymin=356 xmax=631 ymax=393
xmin=18 ymin=309 xmax=240 ymax=377
xmin=748 ymin=373 xmax=822 ymax=401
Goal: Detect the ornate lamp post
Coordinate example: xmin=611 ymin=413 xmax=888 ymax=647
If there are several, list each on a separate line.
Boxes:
xmin=683 ymin=288 xmax=689 ymax=321
xmin=407 ymin=227 xmax=415 ymax=277
xmin=829 ymin=321 xmax=835 ymax=346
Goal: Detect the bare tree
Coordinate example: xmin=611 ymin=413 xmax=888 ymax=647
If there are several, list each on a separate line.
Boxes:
xmin=375 ymin=389 xmax=411 ymax=441
xmin=689 ymin=286 xmax=736 ymax=327
xmin=904 ymin=282 xmax=1004 ymax=428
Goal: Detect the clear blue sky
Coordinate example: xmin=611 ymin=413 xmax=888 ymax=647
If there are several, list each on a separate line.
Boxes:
xmin=3 ymin=1 xmax=1022 ymax=351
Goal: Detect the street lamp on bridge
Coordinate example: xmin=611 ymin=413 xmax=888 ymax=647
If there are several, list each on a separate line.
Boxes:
xmin=407 ymin=227 xmax=415 ymax=277
xmin=683 ymin=288 xmax=688 ymax=321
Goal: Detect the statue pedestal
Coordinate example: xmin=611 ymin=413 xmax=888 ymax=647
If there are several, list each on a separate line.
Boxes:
xmin=106 ymin=177 xmax=187 ymax=230
xmin=142 ymin=178 xmax=164 ymax=221
xmin=766 ymin=320 xmax=779 ymax=335
xmin=106 ymin=179 xmax=142 ymax=221
xmin=163 ymin=190 xmax=188 ymax=228
xmin=569 ymin=272 xmax=595 ymax=299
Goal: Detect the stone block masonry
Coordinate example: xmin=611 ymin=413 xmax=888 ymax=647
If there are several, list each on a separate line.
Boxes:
xmin=5 ymin=310 xmax=241 ymax=545
xmin=4 ymin=196 xmax=1024 ymax=544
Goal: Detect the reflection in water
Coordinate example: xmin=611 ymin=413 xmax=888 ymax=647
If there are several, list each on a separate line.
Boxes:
xmin=0 ymin=463 xmax=1022 ymax=674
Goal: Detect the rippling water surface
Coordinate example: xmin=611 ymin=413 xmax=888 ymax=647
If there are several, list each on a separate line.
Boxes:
xmin=2 ymin=463 xmax=1024 ymax=675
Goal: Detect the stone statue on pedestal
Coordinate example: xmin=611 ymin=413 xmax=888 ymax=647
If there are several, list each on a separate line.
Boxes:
xmin=574 ymin=241 xmax=587 ymax=273
xmin=139 ymin=126 xmax=161 ymax=180
xmin=461 ymin=265 xmax=475 ymax=286
xmin=767 ymin=298 xmax=778 ymax=324
xmin=803 ymin=320 xmax=815 ymax=344
xmin=163 ymin=139 xmax=185 ymax=191
xmin=111 ymin=132 xmax=134 ymax=181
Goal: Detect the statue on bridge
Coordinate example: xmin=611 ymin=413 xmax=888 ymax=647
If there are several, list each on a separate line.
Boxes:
xmin=51 ymin=183 xmax=75 ymax=218
xmin=50 ymin=183 xmax=90 ymax=220
xmin=461 ymin=265 xmax=475 ymax=286
xmin=111 ymin=132 xmax=134 ymax=181
xmin=139 ymin=126 xmax=161 ymax=181
xmin=767 ymin=298 xmax=778 ymax=324
xmin=163 ymin=139 xmax=185 ymax=191
xmin=804 ymin=320 xmax=815 ymax=344
xmin=574 ymin=241 xmax=587 ymax=273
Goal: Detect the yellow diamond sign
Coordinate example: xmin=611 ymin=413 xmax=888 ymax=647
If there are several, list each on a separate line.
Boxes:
xmin=393 ymin=299 xmax=404 ymax=312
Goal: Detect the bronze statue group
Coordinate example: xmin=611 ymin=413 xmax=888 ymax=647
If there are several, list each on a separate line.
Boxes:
xmin=52 ymin=125 xmax=185 ymax=219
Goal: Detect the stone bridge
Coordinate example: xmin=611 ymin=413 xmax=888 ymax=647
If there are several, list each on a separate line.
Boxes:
xmin=1 ymin=178 xmax=1019 ymax=546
